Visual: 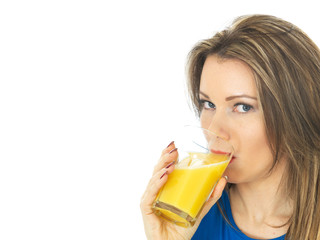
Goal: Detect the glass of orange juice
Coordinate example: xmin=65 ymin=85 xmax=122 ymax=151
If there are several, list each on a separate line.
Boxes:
xmin=152 ymin=126 xmax=234 ymax=227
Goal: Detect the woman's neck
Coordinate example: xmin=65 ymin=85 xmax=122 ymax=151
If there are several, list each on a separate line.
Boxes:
xmin=229 ymin=159 xmax=292 ymax=238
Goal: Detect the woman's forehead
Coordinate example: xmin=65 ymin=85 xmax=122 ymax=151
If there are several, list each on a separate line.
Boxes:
xmin=200 ymin=55 xmax=258 ymax=98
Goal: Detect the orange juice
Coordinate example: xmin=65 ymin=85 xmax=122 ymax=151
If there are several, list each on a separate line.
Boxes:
xmin=153 ymin=152 xmax=229 ymax=227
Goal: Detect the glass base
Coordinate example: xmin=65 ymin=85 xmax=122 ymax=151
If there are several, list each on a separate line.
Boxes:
xmin=152 ymin=200 xmax=196 ymax=228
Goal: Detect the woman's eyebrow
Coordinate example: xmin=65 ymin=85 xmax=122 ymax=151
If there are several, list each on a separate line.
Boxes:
xmin=200 ymin=91 xmax=257 ymax=101
xmin=225 ymin=94 xmax=257 ymax=101
xmin=199 ymin=91 xmax=210 ymax=99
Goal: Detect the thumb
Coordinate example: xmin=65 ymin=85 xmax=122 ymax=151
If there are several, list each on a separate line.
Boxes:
xmin=197 ymin=176 xmax=228 ymax=221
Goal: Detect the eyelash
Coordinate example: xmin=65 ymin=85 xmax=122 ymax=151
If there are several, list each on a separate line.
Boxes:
xmin=233 ymin=103 xmax=253 ymax=113
xmin=199 ymin=100 xmax=215 ymax=110
xmin=199 ymin=100 xmax=253 ymax=113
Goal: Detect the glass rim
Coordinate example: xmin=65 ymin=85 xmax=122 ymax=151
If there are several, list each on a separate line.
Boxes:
xmin=183 ymin=124 xmax=234 ymax=154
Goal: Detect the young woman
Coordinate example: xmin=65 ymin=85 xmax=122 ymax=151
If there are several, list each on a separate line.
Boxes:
xmin=140 ymin=14 xmax=320 ymax=240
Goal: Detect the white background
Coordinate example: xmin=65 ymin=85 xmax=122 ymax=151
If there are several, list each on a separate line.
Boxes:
xmin=0 ymin=0 xmax=319 ymax=239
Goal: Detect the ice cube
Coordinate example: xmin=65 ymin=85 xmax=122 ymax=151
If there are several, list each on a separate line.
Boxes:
xmin=189 ymin=158 xmax=205 ymax=168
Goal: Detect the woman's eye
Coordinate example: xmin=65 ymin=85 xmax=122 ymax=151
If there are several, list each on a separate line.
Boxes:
xmin=200 ymin=100 xmax=215 ymax=110
xmin=233 ymin=103 xmax=253 ymax=113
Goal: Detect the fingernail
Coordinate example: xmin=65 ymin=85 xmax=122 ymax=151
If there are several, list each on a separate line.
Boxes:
xmin=160 ymin=171 xmax=167 ymax=179
xmin=167 ymin=141 xmax=174 ymax=148
xmin=165 ymin=161 xmax=175 ymax=169
xmin=169 ymin=148 xmax=178 ymax=154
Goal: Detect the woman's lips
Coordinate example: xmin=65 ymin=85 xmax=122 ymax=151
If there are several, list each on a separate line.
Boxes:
xmin=210 ymin=149 xmax=235 ymax=163
xmin=210 ymin=149 xmax=230 ymax=155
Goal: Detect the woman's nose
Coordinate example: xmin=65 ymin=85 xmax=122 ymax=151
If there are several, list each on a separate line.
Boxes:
xmin=206 ymin=112 xmax=230 ymax=141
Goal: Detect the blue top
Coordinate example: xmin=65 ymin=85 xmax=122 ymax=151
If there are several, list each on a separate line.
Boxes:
xmin=192 ymin=190 xmax=286 ymax=240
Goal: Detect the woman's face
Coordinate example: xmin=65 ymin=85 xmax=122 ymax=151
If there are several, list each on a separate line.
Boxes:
xmin=199 ymin=55 xmax=274 ymax=184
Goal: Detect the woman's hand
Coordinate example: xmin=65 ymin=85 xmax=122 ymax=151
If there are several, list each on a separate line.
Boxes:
xmin=140 ymin=141 xmax=228 ymax=240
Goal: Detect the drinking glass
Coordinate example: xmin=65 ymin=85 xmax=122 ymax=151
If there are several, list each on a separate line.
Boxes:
xmin=152 ymin=126 xmax=234 ymax=227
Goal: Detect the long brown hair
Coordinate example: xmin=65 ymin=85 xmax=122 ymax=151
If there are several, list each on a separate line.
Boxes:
xmin=187 ymin=14 xmax=320 ymax=239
